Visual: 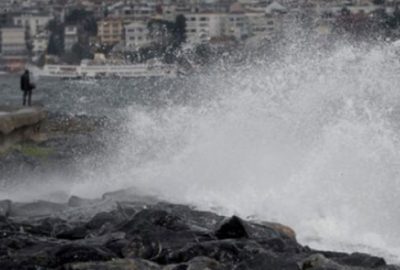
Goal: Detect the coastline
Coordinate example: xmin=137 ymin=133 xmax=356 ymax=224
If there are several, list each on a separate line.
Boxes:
xmin=0 ymin=188 xmax=398 ymax=270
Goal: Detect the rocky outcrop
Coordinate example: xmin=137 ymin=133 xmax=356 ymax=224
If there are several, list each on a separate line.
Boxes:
xmin=0 ymin=106 xmax=46 ymax=135
xmin=0 ymin=191 xmax=398 ymax=270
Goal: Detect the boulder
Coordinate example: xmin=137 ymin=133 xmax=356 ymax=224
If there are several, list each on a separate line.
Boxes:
xmin=10 ymin=201 xmax=68 ymax=217
xmin=0 ymin=107 xmax=46 ymax=135
xmin=54 ymin=244 xmax=115 ymax=265
xmin=215 ymin=216 xmax=249 ymax=240
xmin=63 ymin=258 xmax=161 ymax=270
xmin=234 ymin=252 xmax=299 ymax=270
xmin=68 ymin=196 xmax=102 ymax=208
xmin=299 ymin=253 xmax=343 ymax=270
xmin=86 ymin=211 xmax=121 ymax=230
xmin=333 ymin=252 xmax=386 ymax=268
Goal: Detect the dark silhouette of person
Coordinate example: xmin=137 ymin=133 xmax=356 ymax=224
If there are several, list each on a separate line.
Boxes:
xmin=20 ymin=69 xmax=35 ymax=106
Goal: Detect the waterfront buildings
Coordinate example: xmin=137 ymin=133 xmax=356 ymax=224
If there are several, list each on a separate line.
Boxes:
xmin=125 ymin=21 xmax=152 ymax=50
xmin=97 ymin=18 xmax=124 ymax=45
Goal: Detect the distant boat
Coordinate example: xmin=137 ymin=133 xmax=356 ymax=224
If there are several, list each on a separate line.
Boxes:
xmin=39 ymin=61 xmax=178 ymax=79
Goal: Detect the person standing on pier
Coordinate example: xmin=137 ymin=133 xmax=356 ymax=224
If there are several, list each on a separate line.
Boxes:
xmin=20 ymin=69 xmax=35 ymax=106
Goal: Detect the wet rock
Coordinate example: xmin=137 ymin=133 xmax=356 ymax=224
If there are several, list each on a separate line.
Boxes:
xmin=86 ymin=212 xmax=118 ymax=230
xmin=102 ymin=188 xmax=158 ymax=204
xmin=56 ymin=225 xmax=89 ymax=240
xmin=54 ymin=244 xmax=115 ymax=265
xmin=164 ymin=256 xmax=224 ymax=270
xmin=299 ymin=253 xmax=343 ymax=270
xmin=334 ymin=252 xmax=386 ymax=268
xmin=118 ymin=209 xmax=189 ymax=235
xmin=258 ymin=221 xmax=297 ymax=240
xmin=215 ymin=216 xmax=249 ymax=240
xmin=234 ymin=252 xmax=299 ymax=270
xmin=68 ymin=196 xmax=101 ymax=208
xmin=165 ymin=239 xmax=243 ymax=264
xmin=10 ymin=200 xmax=68 ymax=217
xmin=63 ymin=258 xmax=161 ymax=270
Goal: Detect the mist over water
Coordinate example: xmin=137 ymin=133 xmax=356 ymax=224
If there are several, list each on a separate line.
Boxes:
xmin=3 ymin=38 xmax=400 ymax=262
xmin=93 ymin=41 xmax=400 ymax=261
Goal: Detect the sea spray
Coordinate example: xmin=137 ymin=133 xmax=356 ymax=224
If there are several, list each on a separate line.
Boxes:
xmin=2 ymin=38 xmax=400 ymax=262
xmin=72 ymin=41 xmax=400 ymax=262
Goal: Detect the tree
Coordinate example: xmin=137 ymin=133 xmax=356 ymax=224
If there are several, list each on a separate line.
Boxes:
xmin=373 ymin=0 xmax=385 ymax=5
xmin=46 ymin=19 xmax=64 ymax=56
xmin=65 ymin=9 xmax=97 ymax=35
xmin=173 ymin=15 xmax=187 ymax=49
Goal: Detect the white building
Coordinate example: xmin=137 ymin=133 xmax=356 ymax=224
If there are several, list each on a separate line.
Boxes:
xmin=64 ymin=25 xmax=78 ymax=51
xmin=32 ymin=31 xmax=49 ymax=54
xmin=185 ymin=13 xmax=226 ymax=44
xmin=13 ymin=13 xmax=53 ymax=39
xmin=125 ymin=21 xmax=152 ymax=50
xmin=0 ymin=27 xmax=26 ymax=55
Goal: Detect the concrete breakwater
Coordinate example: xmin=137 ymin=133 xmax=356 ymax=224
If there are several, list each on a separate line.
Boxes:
xmin=0 ymin=106 xmax=47 ymax=151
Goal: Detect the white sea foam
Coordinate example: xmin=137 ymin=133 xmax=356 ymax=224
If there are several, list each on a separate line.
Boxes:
xmin=2 ymin=37 xmax=400 ymax=263
xmin=71 ymin=41 xmax=400 ymax=262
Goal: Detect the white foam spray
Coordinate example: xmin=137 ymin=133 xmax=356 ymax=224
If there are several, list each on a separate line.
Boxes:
xmin=4 ymin=38 xmax=400 ymax=262
xmin=74 ymin=41 xmax=400 ymax=262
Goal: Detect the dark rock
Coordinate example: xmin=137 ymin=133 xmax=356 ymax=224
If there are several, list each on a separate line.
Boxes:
xmin=234 ymin=252 xmax=299 ymax=270
xmin=54 ymin=244 xmax=115 ymax=265
xmin=164 ymin=256 xmax=224 ymax=270
xmin=334 ymin=252 xmax=386 ymax=268
xmin=102 ymin=188 xmax=159 ymax=204
xmin=118 ymin=209 xmax=189 ymax=234
xmin=10 ymin=200 xmax=68 ymax=217
xmin=165 ymin=239 xmax=242 ymax=264
xmin=86 ymin=212 xmax=118 ymax=230
xmin=63 ymin=258 xmax=161 ymax=270
xmin=26 ymin=217 xmax=68 ymax=237
xmin=105 ymin=237 xmax=131 ymax=257
xmin=56 ymin=225 xmax=89 ymax=240
xmin=152 ymin=203 xmax=224 ymax=232
xmin=215 ymin=216 xmax=249 ymax=240
xmin=299 ymin=253 xmax=343 ymax=270
xmin=68 ymin=196 xmax=101 ymax=208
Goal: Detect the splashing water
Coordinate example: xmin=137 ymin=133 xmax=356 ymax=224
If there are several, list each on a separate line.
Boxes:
xmin=4 ymin=39 xmax=400 ymax=262
xmin=77 ymin=41 xmax=400 ymax=262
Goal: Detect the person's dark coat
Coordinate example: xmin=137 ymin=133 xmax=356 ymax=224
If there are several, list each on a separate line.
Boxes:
xmin=20 ymin=72 xmax=34 ymax=92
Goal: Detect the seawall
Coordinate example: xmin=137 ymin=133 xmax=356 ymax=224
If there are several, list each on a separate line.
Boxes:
xmin=0 ymin=106 xmax=47 ymax=152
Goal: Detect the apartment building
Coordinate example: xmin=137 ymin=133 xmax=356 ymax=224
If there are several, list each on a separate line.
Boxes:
xmin=97 ymin=18 xmax=123 ymax=45
xmin=0 ymin=27 xmax=26 ymax=55
xmin=125 ymin=21 xmax=152 ymax=50
xmin=185 ymin=13 xmax=226 ymax=44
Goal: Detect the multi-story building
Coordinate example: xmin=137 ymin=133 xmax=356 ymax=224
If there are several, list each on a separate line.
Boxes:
xmin=185 ymin=13 xmax=226 ymax=44
xmin=13 ymin=13 xmax=53 ymax=39
xmin=0 ymin=27 xmax=26 ymax=55
xmin=64 ymin=25 xmax=78 ymax=51
xmin=97 ymin=18 xmax=123 ymax=45
xmin=32 ymin=31 xmax=49 ymax=55
xmin=125 ymin=21 xmax=152 ymax=50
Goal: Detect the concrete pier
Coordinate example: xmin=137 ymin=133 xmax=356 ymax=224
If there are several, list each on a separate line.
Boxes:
xmin=0 ymin=106 xmax=47 ymax=150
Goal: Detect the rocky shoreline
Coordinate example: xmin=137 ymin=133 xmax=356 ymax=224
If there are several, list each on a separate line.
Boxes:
xmin=0 ymin=188 xmax=398 ymax=270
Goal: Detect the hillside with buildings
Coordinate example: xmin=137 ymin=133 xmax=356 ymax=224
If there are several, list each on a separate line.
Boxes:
xmin=1 ymin=0 xmax=400 ymax=71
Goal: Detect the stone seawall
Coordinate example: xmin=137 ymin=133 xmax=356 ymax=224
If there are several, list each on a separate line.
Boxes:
xmin=0 ymin=106 xmax=47 ymax=151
